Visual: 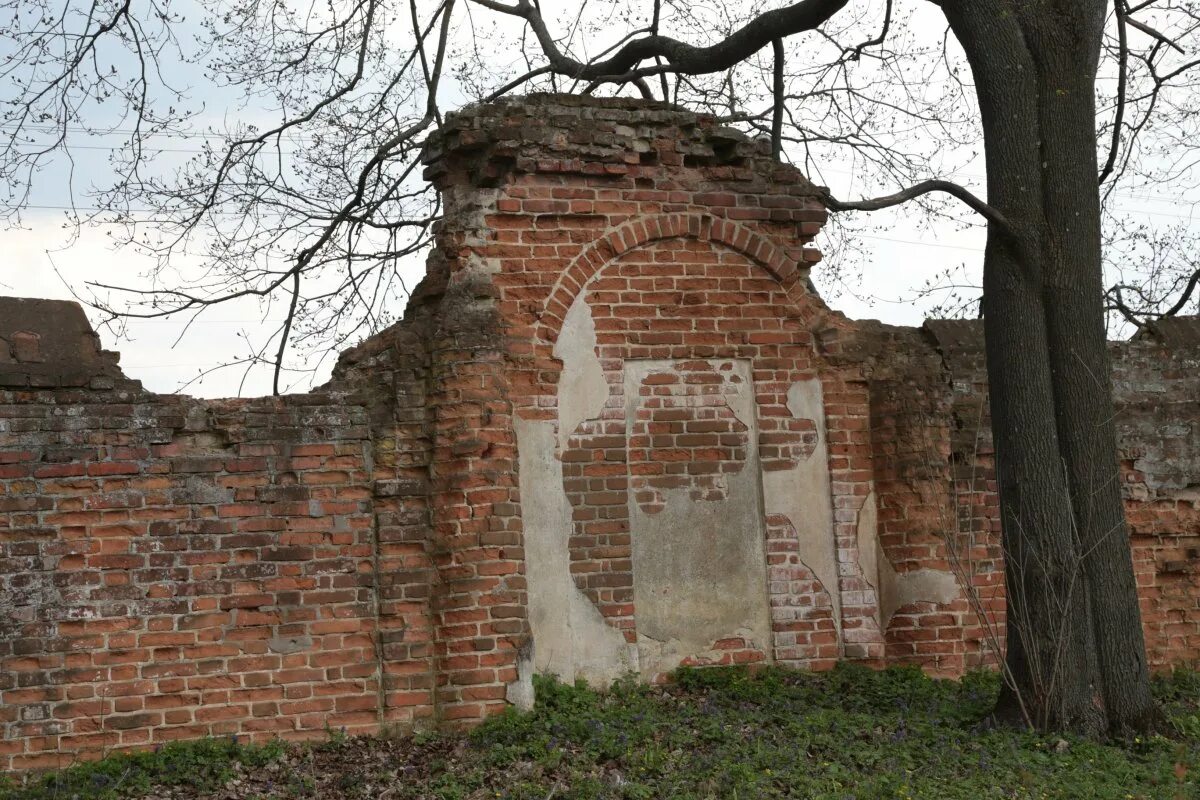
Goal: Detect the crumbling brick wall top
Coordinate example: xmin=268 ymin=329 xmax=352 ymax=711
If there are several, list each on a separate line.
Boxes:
xmin=0 ymin=297 xmax=124 ymax=390
xmin=1136 ymin=315 xmax=1200 ymax=348
xmin=421 ymin=93 xmax=824 ymax=200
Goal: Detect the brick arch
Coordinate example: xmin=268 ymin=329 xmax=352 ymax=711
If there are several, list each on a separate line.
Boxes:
xmin=533 ymin=213 xmax=803 ymax=346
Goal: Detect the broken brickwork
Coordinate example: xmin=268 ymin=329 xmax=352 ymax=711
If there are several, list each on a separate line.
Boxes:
xmin=2 ymin=95 xmax=1199 ymax=772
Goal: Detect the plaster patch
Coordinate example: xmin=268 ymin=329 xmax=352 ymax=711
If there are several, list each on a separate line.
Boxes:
xmin=625 ymin=360 xmax=772 ymax=679
xmin=554 ymin=292 xmax=609 ymax=450
xmin=515 ymin=417 xmax=636 ymax=686
xmin=760 ymin=378 xmax=841 ymax=637
xmin=267 ymin=635 xmax=312 ymax=655
xmin=636 ymin=625 xmax=762 ymax=677
xmin=855 ymin=490 xmax=960 ymax=630
xmin=506 ymin=644 xmax=536 ymax=711
xmin=856 ymin=491 xmax=880 ymax=598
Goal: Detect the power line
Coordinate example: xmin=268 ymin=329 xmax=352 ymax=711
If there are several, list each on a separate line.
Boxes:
xmin=12 ymin=142 xmax=297 ymax=155
xmin=0 ymin=122 xmax=320 ymax=142
xmin=12 ymin=202 xmax=322 ymax=218
xmin=17 ymin=202 xmax=987 ymax=252
xmin=12 ymin=125 xmax=1200 ymax=208
xmin=813 ymin=163 xmax=1200 ymax=208
xmin=858 ymin=234 xmax=982 ymax=252
xmin=12 ymin=123 xmax=1200 ymax=203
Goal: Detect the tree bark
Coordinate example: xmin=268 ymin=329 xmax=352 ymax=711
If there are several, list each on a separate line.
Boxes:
xmin=1023 ymin=1 xmax=1162 ymax=736
xmin=942 ymin=0 xmax=1161 ymax=736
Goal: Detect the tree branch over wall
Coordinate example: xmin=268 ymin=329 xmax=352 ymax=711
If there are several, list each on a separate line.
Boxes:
xmin=469 ymin=0 xmax=849 ymax=80
xmin=824 ymin=179 xmax=1012 ymax=236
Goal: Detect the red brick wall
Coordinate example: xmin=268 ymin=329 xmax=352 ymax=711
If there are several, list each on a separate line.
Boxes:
xmin=3 ymin=95 xmax=1200 ymax=773
xmin=845 ymin=318 xmax=1200 ymax=676
xmin=0 ymin=384 xmax=383 ymax=771
xmin=854 ymin=322 xmax=1004 ymax=674
xmin=426 ymin=95 xmax=836 ymax=702
xmin=545 ymin=238 xmax=831 ymax=663
xmin=1117 ymin=326 xmax=1200 ymax=670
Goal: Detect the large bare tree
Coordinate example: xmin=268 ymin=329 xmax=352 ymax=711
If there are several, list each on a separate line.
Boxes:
xmin=5 ymin=0 xmax=1200 ymax=735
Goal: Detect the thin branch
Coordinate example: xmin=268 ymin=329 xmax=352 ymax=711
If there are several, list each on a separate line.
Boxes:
xmin=469 ymin=0 xmax=850 ymax=80
xmin=771 ymin=39 xmax=785 ymax=159
xmin=848 ymin=0 xmax=893 ymax=60
xmin=824 ymin=179 xmax=1012 ymax=235
xmin=1107 ymin=268 xmax=1200 ymax=324
xmin=1099 ymin=0 xmax=1128 ymax=184
xmin=652 ymin=0 xmax=669 ymax=100
xmin=485 ymin=66 xmax=552 ymax=101
xmin=274 ymin=270 xmax=302 ymax=395
xmin=1125 ymin=14 xmax=1186 ymax=54
xmin=1162 ymin=268 xmax=1200 ymax=317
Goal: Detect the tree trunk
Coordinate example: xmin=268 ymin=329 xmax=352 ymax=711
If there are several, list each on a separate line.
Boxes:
xmin=942 ymin=0 xmax=1161 ymax=735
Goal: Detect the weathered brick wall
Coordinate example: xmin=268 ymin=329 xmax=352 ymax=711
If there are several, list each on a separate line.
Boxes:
xmin=422 ymin=95 xmax=872 ymax=692
xmin=1115 ymin=319 xmax=1200 ymax=669
xmin=0 ymin=301 xmax=388 ymax=771
xmin=323 ymin=278 xmax=442 ymax=729
xmin=838 ymin=320 xmax=1003 ymax=675
xmin=847 ymin=316 xmax=1200 ymax=675
xmin=3 ymin=95 xmax=1200 ymax=771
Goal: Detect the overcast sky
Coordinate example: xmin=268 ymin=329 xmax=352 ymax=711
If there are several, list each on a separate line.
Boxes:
xmin=2 ymin=0 xmax=1186 ymax=398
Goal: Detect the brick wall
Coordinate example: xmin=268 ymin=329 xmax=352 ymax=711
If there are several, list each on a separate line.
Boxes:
xmin=844 ymin=316 xmax=1200 ymax=675
xmin=0 ymin=301 xmax=385 ymax=771
xmin=1115 ymin=321 xmax=1200 ymax=669
xmin=2 ymin=95 xmax=1200 ymax=771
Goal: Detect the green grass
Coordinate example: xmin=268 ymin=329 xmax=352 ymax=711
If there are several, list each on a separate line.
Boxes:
xmin=4 ymin=665 xmax=1199 ymax=799
xmin=0 ymin=736 xmax=286 ymax=800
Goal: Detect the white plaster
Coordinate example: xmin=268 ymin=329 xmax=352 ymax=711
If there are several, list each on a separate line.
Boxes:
xmin=855 ymin=490 xmax=960 ymax=630
xmin=879 ymin=562 xmax=960 ymax=630
xmin=760 ymin=378 xmax=842 ymax=640
xmin=553 ymin=291 xmax=609 ymax=450
xmin=856 ymin=491 xmax=880 ymax=600
xmin=624 ymin=359 xmax=773 ymax=679
xmin=506 ymin=646 xmax=536 ymax=711
xmin=514 ymin=416 xmax=636 ymax=686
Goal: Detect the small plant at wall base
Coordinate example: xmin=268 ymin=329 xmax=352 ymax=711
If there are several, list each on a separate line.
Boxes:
xmin=0 ymin=737 xmax=286 ymax=800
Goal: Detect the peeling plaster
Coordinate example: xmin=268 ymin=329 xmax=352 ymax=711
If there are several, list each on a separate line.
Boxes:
xmin=856 ymin=491 xmax=880 ymax=602
xmin=505 ymin=642 xmax=536 ymax=711
xmin=855 ymin=490 xmax=960 ymax=631
xmin=268 ymin=635 xmax=312 ymax=655
xmin=514 ymin=292 xmax=633 ymax=688
xmin=760 ymin=378 xmax=842 ymax=639
xmin=554 ymin=292 xmax=609 ymax=450
xmin=624 ymin=360 xmax=772 ymax=679
xmin=515 ymin=417 xmax=637 ymax=686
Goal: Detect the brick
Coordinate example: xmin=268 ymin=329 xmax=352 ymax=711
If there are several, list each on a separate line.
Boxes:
xmin=1 ymin=95 xmax=1198 ymax=774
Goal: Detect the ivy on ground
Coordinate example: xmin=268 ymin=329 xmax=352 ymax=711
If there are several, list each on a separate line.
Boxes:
xmin=4 ymin=665 xmax=1198 ymax=799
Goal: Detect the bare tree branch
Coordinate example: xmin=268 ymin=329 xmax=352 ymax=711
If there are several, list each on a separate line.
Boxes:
xmin=1107 ymin=266 xmax=1200 ymax=324
xmin=1125 ymin=13 xmax=1186 ymax=53
xmin=469 ymin=0 xmax=849 ymax=80
xmin=1100 ymin=0 xmax=1129 ymax=184
xmin=848 ymin=0 xmax=893 ymax=60
xmin=824 ymin=179 xmax=1012 ymax=235
xmin=771 ymin=38 xmax=785 ymax=158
